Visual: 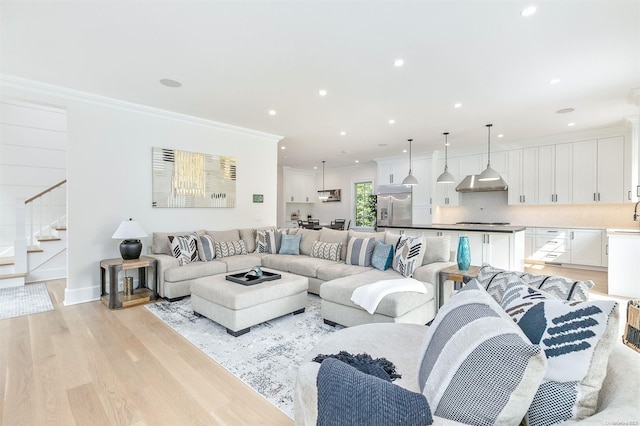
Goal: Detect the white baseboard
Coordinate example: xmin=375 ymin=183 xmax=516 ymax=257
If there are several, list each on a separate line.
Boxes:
xmin=26 ymin=267 xmax=67 ymax=283
xmin=64 ymin=284 xmax=100 ymax=306
xmin=0 ymin=277 xmax=25 ymax=289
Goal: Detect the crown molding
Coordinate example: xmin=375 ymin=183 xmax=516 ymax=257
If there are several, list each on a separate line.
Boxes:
xmin=0 ymin=74 xmax=284 ymax=143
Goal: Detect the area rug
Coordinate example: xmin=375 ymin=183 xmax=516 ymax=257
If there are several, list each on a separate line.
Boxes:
xmin=0 ymin=283 xmax=54 ymax=320
xmin=145 ymin=294 xmax=341 ymax=418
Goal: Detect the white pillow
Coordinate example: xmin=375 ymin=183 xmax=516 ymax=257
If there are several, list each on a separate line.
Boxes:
xmin=392 ymin=235 xmax=425 ymax=277
xmin=500 ymin=280 xmax=619 ymax=425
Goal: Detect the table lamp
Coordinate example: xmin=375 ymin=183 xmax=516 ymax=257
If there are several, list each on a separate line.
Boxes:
xmin=112 ymin=218 xmax=148 ymax=260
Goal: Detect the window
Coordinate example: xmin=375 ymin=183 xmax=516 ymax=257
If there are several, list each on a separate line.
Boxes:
xmin=354 ymin=181 xmax=375 ymax=227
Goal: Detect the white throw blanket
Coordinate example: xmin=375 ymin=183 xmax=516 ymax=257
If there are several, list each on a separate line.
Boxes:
xmin=350 ymin=278 xmax=427 ymax=315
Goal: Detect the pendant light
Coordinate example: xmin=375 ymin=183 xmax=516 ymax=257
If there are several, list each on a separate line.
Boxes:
xmin=317 ymin=160 xmax=331 ymax=201
xmin=401 ymin=138 xmax=418 ymax=186
xmin=436 ymin=132 xmax=455 ymax=183
xmin=478 ymin=123 xmax=502 ymax=181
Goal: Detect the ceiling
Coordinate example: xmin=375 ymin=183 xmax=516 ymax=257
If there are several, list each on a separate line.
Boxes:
xmin=2 ymin=1 xmax=639 ymax=170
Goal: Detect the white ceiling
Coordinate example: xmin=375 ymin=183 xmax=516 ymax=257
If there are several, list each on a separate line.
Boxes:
xmin=2 ymin=1 xmax=639 ymax=170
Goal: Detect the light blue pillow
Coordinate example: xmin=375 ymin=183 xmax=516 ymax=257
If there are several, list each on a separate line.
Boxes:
xmin=371 ymin=242 xmax=393 ymax=271
xmin=279 ymin=234 xmax=301 ymax=255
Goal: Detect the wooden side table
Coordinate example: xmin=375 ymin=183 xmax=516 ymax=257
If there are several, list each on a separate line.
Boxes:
xmin=100 ymin=256 xmax=158 ymax=309
xmin=437 ymin=265 xmax=480 ymax=311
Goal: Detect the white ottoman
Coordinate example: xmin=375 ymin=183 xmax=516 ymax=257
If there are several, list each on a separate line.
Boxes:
xmin=190 ymin=269 xmax=309 ymax=336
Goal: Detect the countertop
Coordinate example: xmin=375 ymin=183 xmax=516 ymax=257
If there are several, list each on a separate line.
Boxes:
xmin=379 ymin=224 xmax=526 ymax=233
xmin=606 ymin=228 xmax=640 ymax=236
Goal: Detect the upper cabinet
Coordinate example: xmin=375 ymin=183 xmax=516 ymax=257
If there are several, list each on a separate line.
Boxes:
xmin=377 ymin=159 xmax=407 ymax=186
xmin=538 ymin=143 xmax=572 ymax=205
xmin=283 ymin=167 xmax=316 ymax=203
xmin=572 ymin=137 xmax=624 ymax=204
xmin=508 ymin=148 xmax=538 ymax=205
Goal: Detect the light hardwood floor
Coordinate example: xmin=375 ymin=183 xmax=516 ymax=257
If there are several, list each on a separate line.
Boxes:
xmin=0 ymin=279 xmax=292 ymax=426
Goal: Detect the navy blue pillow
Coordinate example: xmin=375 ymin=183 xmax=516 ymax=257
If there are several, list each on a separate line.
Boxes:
xmin=371 ymin=242 xmax=394 ymax=271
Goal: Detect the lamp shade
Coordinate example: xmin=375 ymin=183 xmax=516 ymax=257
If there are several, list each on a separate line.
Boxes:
xmin=112 ymin=219 xmax=148 ymax=239
xmin=478 ymin=166 xmax=502 ymax=181
xmin=402 ymin=173 xmax=419 ymax=185
xmin=436 ymin=169 xmax=456 ymax=183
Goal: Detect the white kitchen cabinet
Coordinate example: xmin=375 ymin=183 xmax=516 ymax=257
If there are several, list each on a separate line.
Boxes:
xmin=538 ymin=143 xmax=572 ymax=204
xmin=458 ymin=154 xmax=484 ymax=176
xmin=435 ymin=157 xmax=459 ymax=206
xmin=283 ymin=167 xmax=316 ymax=203
xmin=411 ymin=155 xmax=432 ymax=225
xmin=377 ymin=158 xmax=407 ymax=186
xmin=572 ymin=137 xmax=624 ymax=204
xmin=531 ymin=228 xmax=571 ymax=264
xmin=465 ymin=232 xmax=511 ymax=270
xmin=570 ymin=229 xmax=603 ymax=267
xmin=607 ymin=230 xmax=640 ymax=298
xmin=525 ymin=228 xmax=535 ymax=259
xmin=508 ymin=148 xmax=538 ymax=205
xmin=483 ymin=151 xmax=508 ymax=175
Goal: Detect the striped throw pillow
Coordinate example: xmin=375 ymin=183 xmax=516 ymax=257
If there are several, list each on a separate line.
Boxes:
xmin=392 ymin=235 xmax=425 ymax=277
xmin=168 ymin=234 xmax=200 ymax=266
xmin=345 ymin=237 xmax=377 ymax=267
xmin=500 ymin=280 xmax=618 ymax=425
xmin=199 ymin=234 xmax=215 ymax=261
xmin=417 ymin=283 xmax=547 ymax=425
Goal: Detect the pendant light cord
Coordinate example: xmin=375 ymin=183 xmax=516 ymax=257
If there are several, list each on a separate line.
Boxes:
xmin=444 ymin=132 xmax=449 ymax=171
xmin=486 ymin=124 xmax=492 ymax=168
xmin=408 ymin=139 xmax=413 ymax=174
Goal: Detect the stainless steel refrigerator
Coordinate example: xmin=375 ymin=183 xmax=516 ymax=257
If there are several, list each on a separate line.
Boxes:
xmin=376 ymin=185 xmax=412 ymax=227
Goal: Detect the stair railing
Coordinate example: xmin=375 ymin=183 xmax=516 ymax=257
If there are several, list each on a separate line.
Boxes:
xmin=24 ymin=180 xmax=67 ymax=248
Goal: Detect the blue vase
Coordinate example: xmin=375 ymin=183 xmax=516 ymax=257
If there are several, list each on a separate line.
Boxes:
xmin=457 ymin=236 xmax=471 ymax=271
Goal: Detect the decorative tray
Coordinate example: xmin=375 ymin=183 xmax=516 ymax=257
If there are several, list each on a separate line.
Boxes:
xmin=225 ymin=270 xmax=281 ymax=286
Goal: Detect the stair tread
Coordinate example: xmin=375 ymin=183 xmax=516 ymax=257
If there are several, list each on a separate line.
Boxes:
xmin=0 ymin=257 xmax=15 ymax=266
xmin=55 ymin=226 xmax=67 ymax=231
xmin=37 ymin=237 xmax=61 ymax=242
xmin=28 ymin=246 xmax=44 ymax=253
xmin=0 ymin=272 xmax=27 ymax=280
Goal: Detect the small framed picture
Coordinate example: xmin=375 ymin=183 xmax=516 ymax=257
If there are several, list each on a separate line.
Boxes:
xmin=253 ymin=194 xmax=264 ymax=203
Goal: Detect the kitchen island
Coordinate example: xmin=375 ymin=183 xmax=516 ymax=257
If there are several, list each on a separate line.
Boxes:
xmin=379 ymin=223 xmax=525 ymax=272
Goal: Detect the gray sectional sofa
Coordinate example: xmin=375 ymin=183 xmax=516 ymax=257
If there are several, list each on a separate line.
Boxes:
xmin=147 ymin=226 xmax=455 ymax=327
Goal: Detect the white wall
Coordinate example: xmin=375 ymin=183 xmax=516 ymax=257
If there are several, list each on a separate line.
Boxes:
xmin=1 ymin=76 xmax=281 ymax=305
xmin=0 ymin=100 xmax=67 ymax=255
xmin=312 ymin=163 xmax=377 ymax=228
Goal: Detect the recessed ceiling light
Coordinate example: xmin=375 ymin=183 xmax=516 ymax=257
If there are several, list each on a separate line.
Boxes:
xmin=355 ymin=160 xmax=360 ymax=163
xmin=454 ymin=103 xmax=462 ymax=108
xmin=280 ymin=146 xmax=286 ymax=150
xmin=388 ymin=119 xmax=395 ymax=124
xmin=269 ymin=110 xmax=277 ymax=116
xmin=402 ymin=149 xmax=407 ymax=153
xmin=550 ymin=78 xmax=560 ymax=85
xmin=498 ymin=134 xmax=504 ymax=138
xmin=160 ymin=78 xmax=182 ymax=88
xmin=314 ymin=166 xmax=318 ymax=170
xmin=393 ymin=59 xmax=404 ymax=67
xmin=318 ymin=89 xmax=327 ymax=96
xmin=568 ymin=122 xmax=576 ymax=127
xmin=340 ymin=131 xmax=346 ymax=136
xmin=521 ymin=6 xmax=537 ymax=17
xmin=556 ymin=107 xmax=575 ymax=114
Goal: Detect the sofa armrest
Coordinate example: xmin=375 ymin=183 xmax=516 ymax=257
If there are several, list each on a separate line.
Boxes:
xmin=146 ymin=253 xmax=179 ymax=298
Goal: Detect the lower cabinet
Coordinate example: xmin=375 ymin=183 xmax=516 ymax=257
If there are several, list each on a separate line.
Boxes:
xmin=467 ymin=233 xmax=512 ymax=271
xmin=526 ymin=227 xmax=606 ymax=267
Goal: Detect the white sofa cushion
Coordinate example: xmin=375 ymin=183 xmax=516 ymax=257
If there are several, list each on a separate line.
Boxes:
xmin=422 ymin=236 xmax=450 ymax=264
xmin=417 ymin=280 xmax=547 ymax=425
xmin=320 ymin=228 xmax=349 ymax=260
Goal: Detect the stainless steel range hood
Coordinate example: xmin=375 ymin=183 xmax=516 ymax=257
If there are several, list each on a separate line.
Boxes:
xmin=455 ymin=175 xmax=508 ymax=192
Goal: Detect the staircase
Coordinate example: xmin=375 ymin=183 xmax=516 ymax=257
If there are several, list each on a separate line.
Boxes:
xmin=0 ymin=180 xmax=68 ymax=289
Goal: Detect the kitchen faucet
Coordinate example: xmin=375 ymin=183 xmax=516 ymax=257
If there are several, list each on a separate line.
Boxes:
xmin=634 ymin=201 xmax=640 ymax=221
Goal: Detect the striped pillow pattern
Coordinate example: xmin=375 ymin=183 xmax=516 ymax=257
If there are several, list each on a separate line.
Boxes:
xmin=345 ymin=237 xmax=377 ymax=267
xmin=310 ymin=241 xmax=341 ymax=261
xmin=500 ymin=280 xmax=618 ymax=425
xmin=168 ymin=234 xmax=200 ymax=266
xmin=214 ymin=240 xmax=248 ymax=258
xmin=392 ymin=235 xmax=424 ymax=277
xmin=199 ymin=234 xmax=215 ymax=261
xmin=417 ymin=285 xmax=547 ymax=425
xmin=255 ymin=229 xmax=270 ymax=253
